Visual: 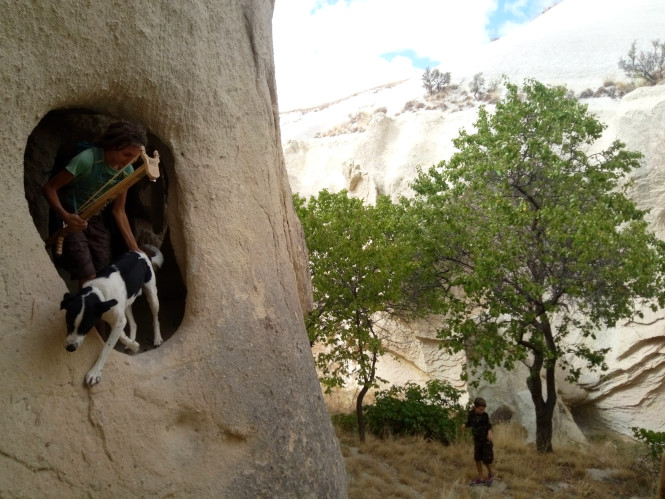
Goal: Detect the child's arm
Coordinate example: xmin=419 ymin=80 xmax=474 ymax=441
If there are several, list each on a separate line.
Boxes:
xmin=487 ymin=428 xmax=493 ymax=442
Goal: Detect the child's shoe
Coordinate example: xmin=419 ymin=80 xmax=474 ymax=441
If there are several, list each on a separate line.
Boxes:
xmin=469 ymin=478 xmax=486 ymax=486
xmin=486 ymin=473 xmax=495 ymax=487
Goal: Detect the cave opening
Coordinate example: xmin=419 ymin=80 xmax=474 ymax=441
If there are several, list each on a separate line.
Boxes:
xmin=24 ymin=108 xmax=186 ymax=351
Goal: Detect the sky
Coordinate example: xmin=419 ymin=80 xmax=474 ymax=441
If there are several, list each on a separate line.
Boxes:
xmin=272 ymin=0 xmax=557 ymax=111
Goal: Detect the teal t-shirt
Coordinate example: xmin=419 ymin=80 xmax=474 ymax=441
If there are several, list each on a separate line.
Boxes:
xmin=58 ymin=147 xmax=134 ymax=212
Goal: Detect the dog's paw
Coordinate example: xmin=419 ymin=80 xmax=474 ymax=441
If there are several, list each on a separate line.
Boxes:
xmin=85 ymin=369 xmax=102 ymax=386
xmin=123 ymin=340 xmax=140 ymax=353
xmin=153 ymin=337 xmax=163 ymax=347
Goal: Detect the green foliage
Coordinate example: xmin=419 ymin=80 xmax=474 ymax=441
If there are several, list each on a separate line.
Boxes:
xmin=331 ymin=412 xmax=358 ymax=434
xmin=364 ymin=380 xmax=466 ymax=444
xmin=294 ymin=190 xmax=422 ymax=439
xmin=294 ymin=190 xmax=415 ymax=391
xmin=631 ymin=427 xmax=665 ymax=473
xmin=406 ymin=78 xmax=665 ymax=452
xmin=618 ymin=39 xmax=665 ymax=85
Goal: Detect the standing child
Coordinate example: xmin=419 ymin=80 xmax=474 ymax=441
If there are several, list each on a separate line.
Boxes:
xmin=461 ymin=397 xmax=495 ymax=486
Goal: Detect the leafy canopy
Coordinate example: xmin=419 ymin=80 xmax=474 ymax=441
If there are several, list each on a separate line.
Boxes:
xmin=409 ymin=79 xmax=665 ymax=385
xmin=293 ymin=190 xmax=415 ymax=392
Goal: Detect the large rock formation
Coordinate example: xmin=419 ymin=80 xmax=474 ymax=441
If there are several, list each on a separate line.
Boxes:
xmin=281 ymin=0 xmax=665 ymax=442
xmin=0 ymin=1 xmax=346 ymax=497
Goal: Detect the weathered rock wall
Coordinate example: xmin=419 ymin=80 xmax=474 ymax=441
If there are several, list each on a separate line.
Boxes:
xmin=0 ymin=1 xmax=346 ymax=497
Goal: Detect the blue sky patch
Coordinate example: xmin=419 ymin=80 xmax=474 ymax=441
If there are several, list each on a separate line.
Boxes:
xmin=380 ymin=49 xmax=440 ymax=70
xmin=487 ymin=1 xmax=556 ymax=40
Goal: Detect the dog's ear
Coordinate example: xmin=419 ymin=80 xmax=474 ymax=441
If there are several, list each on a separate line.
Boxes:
xmin=60 ymin=293 xmax=74 ymax=310
xmin=97 ymin=299 xmax=119 ymax=315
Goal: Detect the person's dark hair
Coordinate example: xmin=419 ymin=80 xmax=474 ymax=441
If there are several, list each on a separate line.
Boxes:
xmin=473 ymin=397 xmax=487 ymax=407
xmin=95 ymin=120 xmax=147 ymax=151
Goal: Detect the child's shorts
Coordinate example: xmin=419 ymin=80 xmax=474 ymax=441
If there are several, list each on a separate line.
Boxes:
xmin=57 ymin=216 xmax=111 ymax=279
xmin=474 ymin=440 xmax=494 ymax=464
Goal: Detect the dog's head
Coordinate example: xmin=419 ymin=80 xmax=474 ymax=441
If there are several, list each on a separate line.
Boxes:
xmin=60 ymin=288 xmax=117 ymax=352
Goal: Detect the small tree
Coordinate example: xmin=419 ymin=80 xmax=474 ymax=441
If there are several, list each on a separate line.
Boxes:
xmin=469 ymin=72 xmax=486 ymax=100
xmin=422 ymin=66 xmax=451 ymax=96
xmin=618 ymin=39 xmax=665 ymax=85
xmin=422 ymin=67 xmax=435 ymax=95
xmin=408 ymin=79 xmax=665 ymax=453
xmin=294 ymin=190 xmax=415 ymax=441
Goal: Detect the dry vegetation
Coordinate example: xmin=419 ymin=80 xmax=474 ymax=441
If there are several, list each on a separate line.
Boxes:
xmin=315 ymin=108 xmax=388 ymax=138
xmin=335 ymin=422 xmax=660 ymax=498
xmin=577 ymin=79 xmax=637 ymax=100
xmin=401 ymin=84 xmax=501 ymax=116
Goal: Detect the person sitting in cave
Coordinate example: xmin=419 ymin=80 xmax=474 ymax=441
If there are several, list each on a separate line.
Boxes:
xmin=42 ymin=120 xmax=147 ymax=288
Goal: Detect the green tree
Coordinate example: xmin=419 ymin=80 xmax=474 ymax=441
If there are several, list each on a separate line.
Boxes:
xmin=294 ymin=190 xmax=415 ymax=441
xmin=408 ymin=79 xmax=665 ymax=453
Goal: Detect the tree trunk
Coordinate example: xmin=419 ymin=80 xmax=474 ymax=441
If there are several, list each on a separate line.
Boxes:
xmin=527 ymin=351 xmax=556 ymax=453
xmin=535 ymin=404 xmax=554 ymax=453
xmin=356 ymin=384 xmax=370 ymax=442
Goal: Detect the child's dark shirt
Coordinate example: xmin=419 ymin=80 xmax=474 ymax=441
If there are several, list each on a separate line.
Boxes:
xmin=466 ymin=410 xmax=492 ymax=442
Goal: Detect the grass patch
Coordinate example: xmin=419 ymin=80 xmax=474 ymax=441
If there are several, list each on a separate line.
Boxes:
xmin=334 ymin=421 xmax=659 ymax=498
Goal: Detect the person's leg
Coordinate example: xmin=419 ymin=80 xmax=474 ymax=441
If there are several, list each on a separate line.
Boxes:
xmin=60 ymin=225 xmax=111 ymax=337
xmin=472 ymin=442 xmax=484 ymax=481
xmin=86 ymin=216 xmax=112 ymax=274
xmin=483 ymin=440 xmax=494 ymax=479
xmin=85 ymin=217 xmax=113 ymax=339
xmin=60 ymin=231 xmax=97 ymax=286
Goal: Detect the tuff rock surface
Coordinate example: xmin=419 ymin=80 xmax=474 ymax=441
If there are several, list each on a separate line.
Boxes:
xmin=0 ymin=1 xmax=346 ymax=497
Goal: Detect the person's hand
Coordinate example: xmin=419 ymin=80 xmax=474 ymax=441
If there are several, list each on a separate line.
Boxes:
xmin=63 ymin=213 xmax=88 ymax=232
xmin=487 ymin=432 xmax=494 ymax=442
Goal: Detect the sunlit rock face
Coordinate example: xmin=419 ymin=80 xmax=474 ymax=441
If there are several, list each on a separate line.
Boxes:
xmin=0 ymin=1 xmax=347 ymax=497
xmin=282 ymin=0 xmax=665 ymax=442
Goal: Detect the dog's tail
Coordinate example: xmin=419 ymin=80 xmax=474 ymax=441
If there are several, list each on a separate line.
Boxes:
xmin=142 ymin=244 xmax=164 ymax=270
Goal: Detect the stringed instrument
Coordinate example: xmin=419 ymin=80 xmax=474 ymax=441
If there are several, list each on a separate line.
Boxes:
xmin=45 ymin=146 xmax=160 ymax=256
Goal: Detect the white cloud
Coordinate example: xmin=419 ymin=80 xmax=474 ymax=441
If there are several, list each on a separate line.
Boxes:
xmin=273 ymin=0 xmax=504 ymax=110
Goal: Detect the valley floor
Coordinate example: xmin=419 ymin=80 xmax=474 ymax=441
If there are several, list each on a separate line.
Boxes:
xmin=336 ymin=423 xmax=661 ymax=498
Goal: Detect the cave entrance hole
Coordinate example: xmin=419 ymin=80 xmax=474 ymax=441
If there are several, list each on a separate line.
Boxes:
xmin=24 ymin=108 xmax=186 ymax=351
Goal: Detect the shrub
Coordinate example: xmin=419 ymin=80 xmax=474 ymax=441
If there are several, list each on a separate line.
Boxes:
xmin=364 ymin=380 xmax=466 ymax=445
xmin=578 ymin=88 xmax=594 ymax=99
xmin=631 ymin=426 xmax=665 ymax=476
xmin=618 ymin=39 xmax=665 ymax=85
xmin=402 ymin=100 xmax=425 ymax=113
xmin=469 ymin=72 xmax=486 ymax=100
xmin=422 ymin=67 xmax=452 ymax=96
xmin=331 ymin=412 xmax=358 ymax=434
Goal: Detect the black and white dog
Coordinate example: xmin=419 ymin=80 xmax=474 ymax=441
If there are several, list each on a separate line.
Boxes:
xmin=60 ymin=244 xmax=164 ymax=386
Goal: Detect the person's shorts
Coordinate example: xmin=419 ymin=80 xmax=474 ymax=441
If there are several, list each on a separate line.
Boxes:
xmin=474 ymin=440 xmax=493 ymax=464
xmin=56 ymin=216 xmax=111 ymax=279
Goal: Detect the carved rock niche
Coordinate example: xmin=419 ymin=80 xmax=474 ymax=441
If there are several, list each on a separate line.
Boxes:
xmin=24 ymin=108 xmax=186 ymax=348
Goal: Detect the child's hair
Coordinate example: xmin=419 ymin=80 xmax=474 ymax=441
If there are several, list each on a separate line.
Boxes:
xmin=95 ymin=121 xmax=147 ymax=151
xmin=473 ymin=397 xmax=487 ymax=407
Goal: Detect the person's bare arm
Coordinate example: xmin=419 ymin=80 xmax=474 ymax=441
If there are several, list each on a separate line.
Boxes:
xmin=42 ymin=169 xmax=87 ymax=232
xmin=111 ymin=190 xmax=139 ymax=252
